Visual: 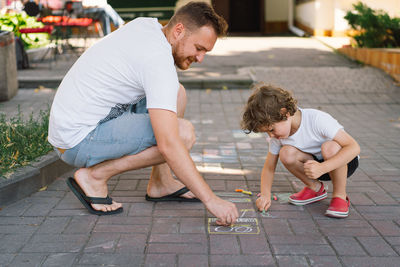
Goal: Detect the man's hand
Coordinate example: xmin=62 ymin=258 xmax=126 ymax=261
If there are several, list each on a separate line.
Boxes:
xmin=304 ymin=160 xmax=325 ymax=179
xmin=204 ymin=196 xmax=239 ymax=226
xmin=256 ymin=194 xmax=271 ymax=212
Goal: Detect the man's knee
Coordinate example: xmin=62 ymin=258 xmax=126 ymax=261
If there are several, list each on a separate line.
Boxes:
xmin=279 ymin=146 xmax=298 ymax=166
xmin=178 ymin=119 xmax=195 ymax=149
xmin=321 ymin=141 xmax=341 ymax=160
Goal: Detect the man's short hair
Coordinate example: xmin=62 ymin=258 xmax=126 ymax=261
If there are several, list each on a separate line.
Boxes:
xmin=169 ymin=1 xmax=228 ymax=37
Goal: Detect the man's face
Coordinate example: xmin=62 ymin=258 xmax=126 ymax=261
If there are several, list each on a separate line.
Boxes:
xmin=172 ymin=25 xmax=217 ymax=70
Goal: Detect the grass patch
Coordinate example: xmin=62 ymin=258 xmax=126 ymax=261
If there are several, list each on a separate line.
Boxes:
xmin=0 ymin=107 xmax=52 ymax=178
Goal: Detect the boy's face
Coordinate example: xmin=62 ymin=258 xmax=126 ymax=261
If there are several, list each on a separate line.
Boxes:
xmin=261 ymin=118 xmax=292 ymax=139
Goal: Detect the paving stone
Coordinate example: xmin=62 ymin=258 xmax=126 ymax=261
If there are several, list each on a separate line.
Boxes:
xmin=356 ymin=236 xmax=398 ymax=256
xmin=22 ymin=234 xmax=88 ymax=253
xmin=36 ymin=216 xmax=70 ymax=234
xmin=210 ymin=255 xmax=275 ymax=266
xmin=152 ymin=217 xmax=180 ymax=233
xmin=0 ymin=234 xmax=32 ymax=253
xmin=144 ymin=254 xmax=176 ymax=267
xmin=63 ymin=215 xmax=98 ymax=233
xmin=0 ymin=253 xmax=15 ymax=265
xmin=327 ymin=236 xmax=367 ymax=256
xmin=210 ymin=235 xmax=240 ymax=254
xmin=78 ymin=253 xmax=144 ymax=265
xmin=42 ymin=253 xmax=78 ymax=267
xmin=239 ymin=235 xmax=272 ymax=255
xmin=116 ymin=233 xmax=148 ymax=253
xmin=369 ymin=220 xmax=400 ymax=236
xmin=261 ymin=219 xmax=293 ymax=236
xmin=307 ymin=256 xmax=342 ymax=267
xmin=98 ymin=215 xmax=152 ymax=225
xmin=94 ymin=224 xmax=150 ymax=233
xmin=179 ymin=217 xmax=206 ymax=233
xmin=341 ymin=256 xmax=400 ymax=267
xmin=276 ymin=256 xmax=308 ymax=267
xmin=178 ymin=254 xmax=208 ymax=267
xmin=128 ymin=202 xmax=154 ymax=216
xmin=9 ymin=253 xmax=46 ymax=267
xmin=84 ymin=232 xmax=119 ymax=253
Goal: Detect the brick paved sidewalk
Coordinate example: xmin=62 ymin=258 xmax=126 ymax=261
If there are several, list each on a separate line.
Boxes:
xmin=1 ymin=37 xmax=400 ymax=266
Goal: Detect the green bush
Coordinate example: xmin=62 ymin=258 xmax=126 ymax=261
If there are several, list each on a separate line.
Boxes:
xmin=0 ymin=107 xmax=53 ymax=178
xmin=344 ymin=2 xmax=400 ymax=48
xmin=0 ymin=12 xmax=50 ymax=48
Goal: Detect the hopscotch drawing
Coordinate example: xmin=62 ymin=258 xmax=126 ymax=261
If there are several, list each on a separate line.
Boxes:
xmin=208 ymin=209 xmax=260 ymax=234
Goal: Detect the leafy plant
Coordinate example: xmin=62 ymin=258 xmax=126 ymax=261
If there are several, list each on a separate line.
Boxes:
xmin=344 ymin=2 xmax=400 ymax=48
xmin=0 ymin=107 xmax=53 ymax=178
xmin=0 ymin=12 xmax=50 ymax=48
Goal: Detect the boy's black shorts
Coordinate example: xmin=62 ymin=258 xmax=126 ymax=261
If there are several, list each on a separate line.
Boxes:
xmin=312 ymin=155 xmax=359 ymax=181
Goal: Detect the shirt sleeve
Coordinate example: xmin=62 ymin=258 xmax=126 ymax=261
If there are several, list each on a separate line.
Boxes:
xmin=268 ymin=137 xmax=282 ymax=155
xmin=140 ymin=52 xmax=179 ymax=113
xmin=314 ymin=112 xmax=344 ymax=140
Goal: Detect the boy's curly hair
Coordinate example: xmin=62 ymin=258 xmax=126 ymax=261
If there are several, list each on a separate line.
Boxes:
xmin=241 ymin=84 xmax=298 ymax=133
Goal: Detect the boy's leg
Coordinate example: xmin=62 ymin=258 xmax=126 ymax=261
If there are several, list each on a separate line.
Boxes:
xmin=279 ymin=145 xmax=321 ymax=191
xmin=321 ymin=141 xmax=347 ymax=200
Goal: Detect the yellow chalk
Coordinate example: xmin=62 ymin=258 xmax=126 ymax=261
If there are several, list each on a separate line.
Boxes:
xmin=241 ymin=190 xmax=252 ymax=195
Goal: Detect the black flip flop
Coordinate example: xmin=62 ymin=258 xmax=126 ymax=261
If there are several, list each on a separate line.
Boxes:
xmin=145 ymin=187 xmax=200 ymax=202
xmin=66 ymin=177 xmax=123 ymax=215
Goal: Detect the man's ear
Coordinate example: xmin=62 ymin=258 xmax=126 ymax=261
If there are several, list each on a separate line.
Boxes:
xmin=172 ymin=23 xmax=185 ymax=41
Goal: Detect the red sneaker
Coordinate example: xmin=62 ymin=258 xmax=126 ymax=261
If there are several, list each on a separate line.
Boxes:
xmin=288 ymin=182 xmax=327 ymax=206
xmin=325 ymin=196 xmax=350 ymax=218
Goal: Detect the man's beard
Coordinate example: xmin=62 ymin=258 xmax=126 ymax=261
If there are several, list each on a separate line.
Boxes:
xmin=173 ymin=42 xmax=195 ymax=70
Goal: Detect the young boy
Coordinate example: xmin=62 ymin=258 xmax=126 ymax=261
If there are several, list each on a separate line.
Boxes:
xmin=241 ymin=84 xmax=360 ymax=218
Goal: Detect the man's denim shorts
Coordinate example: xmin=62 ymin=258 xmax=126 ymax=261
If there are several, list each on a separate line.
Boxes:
xmin=54 ymin=98 xmax=157 ymax=168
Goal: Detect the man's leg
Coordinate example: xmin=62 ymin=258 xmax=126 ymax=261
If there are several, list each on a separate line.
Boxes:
xmin=75 ymin=84 xmax=195 ymax=212
xmin=146 ymin=84 xmax=197 ymax=199
xmin=279 ymin=146 xmax=321 ymax=191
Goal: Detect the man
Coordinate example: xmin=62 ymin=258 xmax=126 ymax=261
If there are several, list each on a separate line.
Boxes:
xmin=48 ymin=2 xmax=238 ymax=225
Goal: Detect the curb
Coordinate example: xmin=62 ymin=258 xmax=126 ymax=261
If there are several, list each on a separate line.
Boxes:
xmin=0 ymin=151 xmax=73 ymax=207
xmin=18 ymin=76 xmax=254 ymax=89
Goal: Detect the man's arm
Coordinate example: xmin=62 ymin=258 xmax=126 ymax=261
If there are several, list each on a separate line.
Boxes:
xmin=149 ymin=109 xmax=238 ymax=225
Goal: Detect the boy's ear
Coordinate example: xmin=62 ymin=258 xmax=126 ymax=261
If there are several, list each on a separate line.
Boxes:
xmin=280 ymin=108 xmax=288 ymax=117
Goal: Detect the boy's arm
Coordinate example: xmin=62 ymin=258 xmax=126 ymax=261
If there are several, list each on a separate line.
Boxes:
xmin=304 ymin=129 xmax=360 ymax=179
xmin=257 ymin=152 xmax=279 ymax=211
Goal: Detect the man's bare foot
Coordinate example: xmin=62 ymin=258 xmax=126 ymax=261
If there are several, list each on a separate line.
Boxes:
xmin=74 ymin=168 xmax=122 ymax=212
xmin=147 ymin=176 xmax=196 ymax=199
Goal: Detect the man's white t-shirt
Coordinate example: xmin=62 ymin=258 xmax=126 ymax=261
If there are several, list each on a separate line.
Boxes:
xmin=48 ymin=18 xmax=179 ymax=149
xmin=268 ymin=108 xmax=343 ymax=160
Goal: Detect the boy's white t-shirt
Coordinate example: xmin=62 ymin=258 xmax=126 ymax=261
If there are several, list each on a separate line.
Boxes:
xmin=268 ymin=108 xmax=343 ymax=160
xmin=48 ymin=18 xmax=179 ymax=149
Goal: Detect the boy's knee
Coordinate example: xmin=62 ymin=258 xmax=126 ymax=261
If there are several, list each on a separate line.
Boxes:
xmin=179 ymin=119 xmax=195 ymax=149
xmin=321 ymin=141 xmax=341 ymax=160
xmin=279 ymin=146 xmax=298 ymax=165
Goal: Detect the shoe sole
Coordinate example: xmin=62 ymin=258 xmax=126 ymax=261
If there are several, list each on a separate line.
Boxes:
xmin=325 ymin=209 xmax=349 ymax=218
xmin=288 ymin=192 xmax=328 ymax=206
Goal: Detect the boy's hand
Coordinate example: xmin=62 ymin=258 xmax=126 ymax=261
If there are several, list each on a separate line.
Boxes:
xmin=256 ymin=194 xmax=272 ymax=212
xmin=304 ymin=160 xmax=325 ymax=179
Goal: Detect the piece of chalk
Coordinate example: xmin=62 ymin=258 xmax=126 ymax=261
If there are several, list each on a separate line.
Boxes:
xmin=235 ymin=189 xmax=243 ymax=192
xmin=241 ymin=190 xmax=252 ymax=195
xmin=262 ymin=210 xmax=266 ymax=215
xmin=272 ymin=195 xmax=278 ymax=201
